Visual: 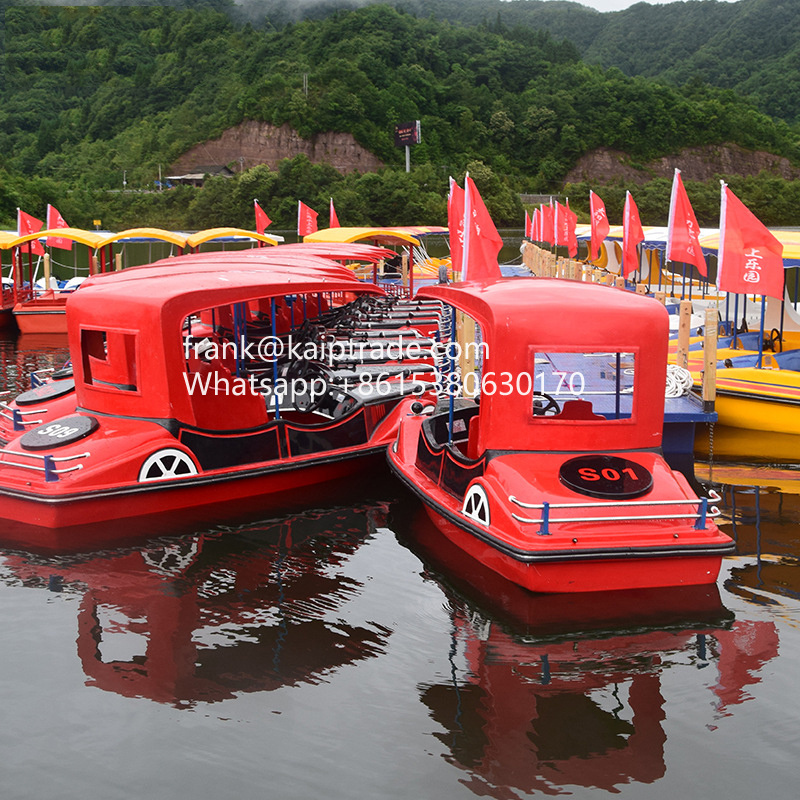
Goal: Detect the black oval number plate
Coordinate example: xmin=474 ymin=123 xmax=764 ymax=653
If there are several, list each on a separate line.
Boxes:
xmin=15 ymin=379 xmax=75 ymax=407
xmin=20 ymin=415 xmax=99 ymax=451
xmin=559 ymin=454 xmax=653 ymax=499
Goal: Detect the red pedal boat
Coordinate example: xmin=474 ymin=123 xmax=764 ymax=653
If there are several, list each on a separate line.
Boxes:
xmin=0 ymin=250 xmax=437 ymax=546
xmin=387 ymin=278 xmax=735 ymax=593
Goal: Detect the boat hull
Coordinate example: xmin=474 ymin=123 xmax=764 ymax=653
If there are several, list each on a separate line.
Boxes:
xmin=423 ymin=504 xmax=724 ymax=594
xmin=0 ymin=307 xmax=15 ymax=331
xmin=13 ymin=303 xmax=68 ymax=334
xmin=0 ymin=449 xmax=384 ymax=550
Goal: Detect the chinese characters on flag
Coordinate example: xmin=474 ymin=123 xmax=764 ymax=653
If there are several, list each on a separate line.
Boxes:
xmin=667 ymin=169 xmax=706 ymax=276
xmin=589 ymin=190 xmax=610 ymax=262
xmin=17 ymin=209 xmax=46 ymax=256
xmin=297 ymin=201 xmax=318 ymax=237
xmin=45 ymin=204 xmax=73 ymax=250
xmin=554 ymin=200 xmax=577 ymax=258
xmin=718 ymin=183 xmax=784 ymax=300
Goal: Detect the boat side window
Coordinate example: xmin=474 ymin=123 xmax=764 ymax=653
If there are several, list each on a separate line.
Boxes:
xmin=531 ymin=351 xmax=635 ymax=421
xmin=80 ymin=327 xmax=139 ymax=392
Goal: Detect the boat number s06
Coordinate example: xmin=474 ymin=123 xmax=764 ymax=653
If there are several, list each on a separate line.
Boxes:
xmin=36 ymin=423 xmax=80 ymax=439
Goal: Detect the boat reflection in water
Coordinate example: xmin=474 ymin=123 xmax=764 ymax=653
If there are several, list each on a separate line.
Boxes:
xmin=396 ymin=504 xmax=778 ymax=795
xmin=0 ymin=501 xmax=391 ymax=707
xmin=700 ymin=463 xmax=800 ymax=606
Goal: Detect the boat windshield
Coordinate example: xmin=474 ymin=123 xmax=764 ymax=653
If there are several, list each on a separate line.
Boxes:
xmin=530 ymin=351 xmax=635 ymax=421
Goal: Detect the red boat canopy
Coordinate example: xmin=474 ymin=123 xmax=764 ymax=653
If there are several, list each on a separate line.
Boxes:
xmin=417 ymin=278 xmax=670 ymax=454
xmin=68 ymin=257 xmax=380 ymax=425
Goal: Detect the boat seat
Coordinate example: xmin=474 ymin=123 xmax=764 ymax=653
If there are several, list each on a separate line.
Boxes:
xmin=467 ymin=415 xmax=481 ymax=459
xmin=553 ymin=399 xmax=604 ymax=420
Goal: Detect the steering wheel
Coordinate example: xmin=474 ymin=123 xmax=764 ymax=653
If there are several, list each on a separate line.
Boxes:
xmin=284 ymin=359 xmax=334 ymax=413
xmin=767 ymin=328 xmax=783 ymax=353
xmin=285 ymin=358 xmax=314 ymax=381
xmin=532 ymin=391 xmax=561 ymax=416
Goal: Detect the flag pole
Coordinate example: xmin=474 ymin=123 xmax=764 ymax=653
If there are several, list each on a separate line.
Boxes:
xmin=461 ymin=172 xmax=471 ymax=280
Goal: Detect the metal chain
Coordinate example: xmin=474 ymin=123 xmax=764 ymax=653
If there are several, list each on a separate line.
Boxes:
xmin=707 ymin=421 xmax=715 ymax=484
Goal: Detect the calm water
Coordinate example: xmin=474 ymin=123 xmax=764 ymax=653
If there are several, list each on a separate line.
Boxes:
xmin=1 ymin=332 xmax=799 ymax=799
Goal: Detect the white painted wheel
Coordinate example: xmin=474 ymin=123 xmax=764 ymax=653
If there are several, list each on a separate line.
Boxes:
xmin=462 ymin=483 xmax=490 ymax=527
xmin=138 ymin=449 xmax=198 ymax=482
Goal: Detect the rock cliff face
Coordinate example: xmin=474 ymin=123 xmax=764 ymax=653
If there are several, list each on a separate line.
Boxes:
xmin=564 ymin=144 xmax=799 ymax=185
xmin=170 ymin=121 xmax=384 ymax=175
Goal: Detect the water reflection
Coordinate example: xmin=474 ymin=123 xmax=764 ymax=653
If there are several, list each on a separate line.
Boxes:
xmin=0 ymin=502 xmax=391 ymax=707
xmin=701 ymin=464 xmax=800 ymax=606
xmin=0 ymin=332 xmax=69 ymax=395
xmin=396 ymin=505 xmax=778 ymax=796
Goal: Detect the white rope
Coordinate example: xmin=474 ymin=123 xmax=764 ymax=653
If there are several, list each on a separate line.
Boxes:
xmin=665 ymin=364 xmax=693 ymax=398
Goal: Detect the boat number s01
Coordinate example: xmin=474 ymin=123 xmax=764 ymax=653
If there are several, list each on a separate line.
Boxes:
xmin=559 ymin=455 xmax=653 ymax=499
xmin=577 ymin=466 xmax=640 ymax=482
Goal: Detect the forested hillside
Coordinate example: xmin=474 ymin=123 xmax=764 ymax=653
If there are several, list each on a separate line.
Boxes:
xmin=227 ymin=0 xmax=800 ymax=124
xmin=1 ymin=0 xmax=798 ymax=231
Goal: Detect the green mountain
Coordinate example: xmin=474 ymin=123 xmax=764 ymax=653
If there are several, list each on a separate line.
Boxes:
xmin=0 ymin=1 xmax=798 ymax=230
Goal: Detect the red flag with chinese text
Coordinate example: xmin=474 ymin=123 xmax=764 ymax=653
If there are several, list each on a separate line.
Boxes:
xmin=254 ymin=200 xmax=272 ymax=235
xmin=17 ymin=208 xmax=45 ymax=256
xmin=667 ymin=169 xmax=706 ymax=276
xmin=622 ymin=191 xmax=644 ymax=279
xmin=297 ymin=201 xmax=318 ymax=237
xmin=718 ymin=184 xmax=784 ymax=300
xmin=462 ymin=176 xmax=503 ymax=282
xmin=46 ymin=204 xmax=73 ymax=250
xmin=589 ymin=190 xmax=610 ymax=262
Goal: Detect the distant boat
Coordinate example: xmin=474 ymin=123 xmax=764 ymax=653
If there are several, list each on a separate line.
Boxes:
xmin=7 ymin=227 xmax=282 ymax=334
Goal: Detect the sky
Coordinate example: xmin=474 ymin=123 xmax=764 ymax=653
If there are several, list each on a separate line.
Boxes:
xmin=571 ymin=0 xmax=738 ymax=11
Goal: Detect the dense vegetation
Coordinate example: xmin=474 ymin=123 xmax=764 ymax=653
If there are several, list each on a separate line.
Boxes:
xmin=1 ymin=0 xmax=799 ymax=231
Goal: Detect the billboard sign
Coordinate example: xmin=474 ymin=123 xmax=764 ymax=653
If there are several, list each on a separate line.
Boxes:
xmin=394 ymin=120 xmax=421 ymax=147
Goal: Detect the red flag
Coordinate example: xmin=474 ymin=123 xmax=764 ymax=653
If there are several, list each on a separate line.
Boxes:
xmin=254 ymin=200 xmax=272 ymax=235
xmin=589 ymin=190 xmax=610 ymax=262
xmin=448 ymin=177 xmax=465 ymax=276
xmin=566 ymin=201 xmax=578 ymax=258
xmin=540 ymin=203 xmax=554 ymax=246
xmin=462 ymin=176 xmax=503 ymax=282
xmin=45 ymin=204 xmax=73 ymax=250
xmin=297 ymin=201 xmax=318 ymax=237
xmin=718 ymin=183 xmax=784 ymax=300
xmin=667 ymin=169 xmax=706 ymax=276
xmin=329 ymin=198 xmax=340 ymax=228
xmin=17 ymin=209 xmax=45 ymax=256
xmin=555 ymin=201 xmax=577 ymax=257
xmin=622 ymin=191 xmax=644 ymax=279
xmin=530 ymin=208 xmax=540 ymax=241
xmin=524 ymin=210 xmax=531 ymax=239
